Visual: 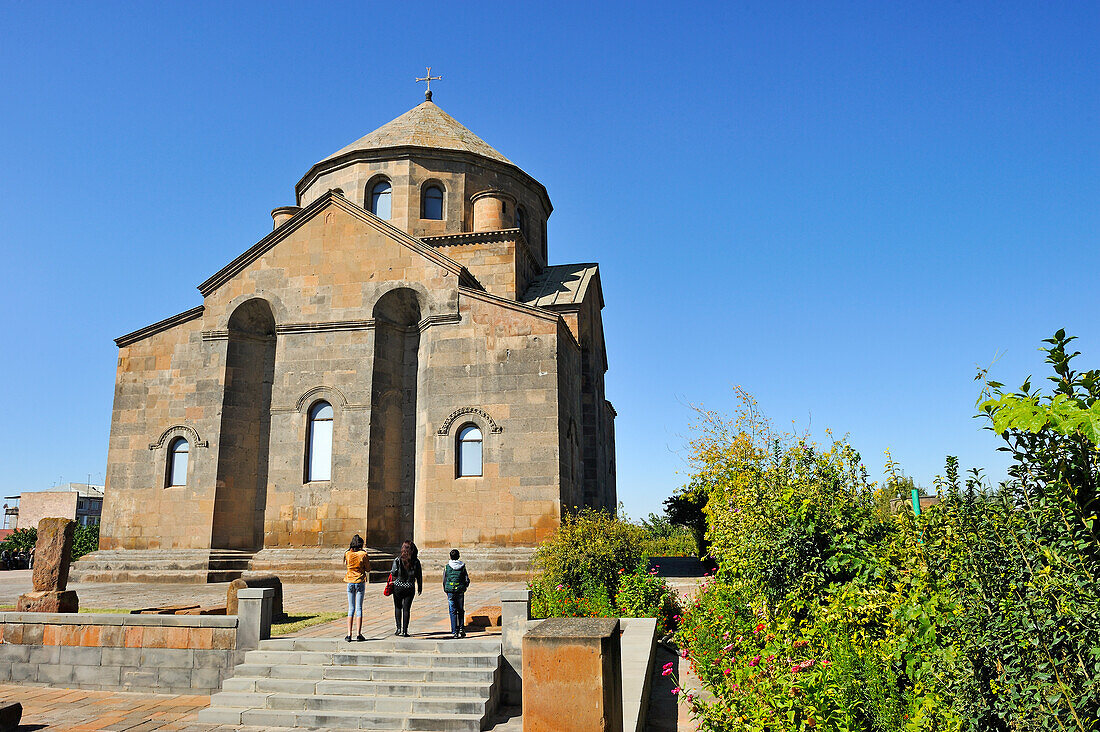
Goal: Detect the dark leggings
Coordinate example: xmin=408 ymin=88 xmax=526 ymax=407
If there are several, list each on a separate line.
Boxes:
xmin=393 ymin=590 xmax=414 ymax=631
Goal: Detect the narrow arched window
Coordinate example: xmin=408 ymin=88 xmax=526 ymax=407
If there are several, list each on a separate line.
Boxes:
xmin=457 ymin=424 xmax=483 ymax=477
xmin=422 ymin=185 xmax=444 ymax=220
xmin=370 ymin=181 xmax=392 ymax=220
xmin=167 ymin=437 xmax=189 ymax=487
xmin=307 ymin=401 xmax=334 ymax=482
xmin=515 ymin=206 xmax=526 ymax=238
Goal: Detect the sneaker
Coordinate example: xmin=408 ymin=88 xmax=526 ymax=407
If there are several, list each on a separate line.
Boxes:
xmin=459 ymin=630 xmax=466 ymax=638
xmin=355 ymin=634 xmax=366 ymax=642
xmin=344 ymin=635 xmax=352 ymax=642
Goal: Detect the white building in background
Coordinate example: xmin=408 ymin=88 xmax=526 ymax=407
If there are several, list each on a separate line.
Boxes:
xmin=15 ymin=483 xmax=104 ymax=530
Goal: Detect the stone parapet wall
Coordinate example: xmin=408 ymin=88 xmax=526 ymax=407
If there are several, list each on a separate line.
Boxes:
xmin=0 ymin=612 xmax=243 ymax=694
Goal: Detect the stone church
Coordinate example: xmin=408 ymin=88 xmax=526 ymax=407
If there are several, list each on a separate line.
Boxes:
xmin=75 ymin=92 xmax=615 ymax=583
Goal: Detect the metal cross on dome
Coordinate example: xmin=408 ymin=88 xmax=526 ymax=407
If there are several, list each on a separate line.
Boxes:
xmin=415 ymin=67 xmax=442 ymax=101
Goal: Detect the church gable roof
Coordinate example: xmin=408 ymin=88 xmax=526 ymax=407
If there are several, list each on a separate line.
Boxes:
xmin=197 ymin=191 xmax=478 ymax=297
xmin=522 ymin=263 xmax=603 ymax=309
xmin=322 ymin=101 xmax=513 ymax=166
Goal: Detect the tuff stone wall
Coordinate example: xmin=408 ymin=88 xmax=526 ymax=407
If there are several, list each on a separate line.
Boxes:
xmin=297 ymin=151 xmax=550 ymax=265
xmin=100 ymin=197 xmax=577 ymax=560
xmin=0 ymin=613 xmax=243 ymax=694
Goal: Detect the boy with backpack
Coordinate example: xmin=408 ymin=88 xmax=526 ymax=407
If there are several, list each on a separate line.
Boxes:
xmin=443 ymin=549 xmax=471 ymax=638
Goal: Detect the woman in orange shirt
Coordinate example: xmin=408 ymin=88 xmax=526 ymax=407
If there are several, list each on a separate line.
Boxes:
xmin=344 ymin=534 xmax=370 ymax=642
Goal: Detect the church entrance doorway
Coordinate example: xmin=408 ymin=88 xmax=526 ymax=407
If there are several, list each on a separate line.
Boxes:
xmin=367 ymin=288 xmax=421 ymax=547
xmin=211 ymin=298 xmax=276 ymax=551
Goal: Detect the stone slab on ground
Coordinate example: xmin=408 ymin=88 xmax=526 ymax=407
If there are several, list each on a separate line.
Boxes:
xmin=468 ymin=605 xmax=503 ymax=626
xmin=16 ymin=589 xmax=78 ymax=613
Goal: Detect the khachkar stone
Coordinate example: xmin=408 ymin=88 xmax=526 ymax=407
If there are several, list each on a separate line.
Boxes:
xmin=17 ymin=518 xmax=79 ymax=613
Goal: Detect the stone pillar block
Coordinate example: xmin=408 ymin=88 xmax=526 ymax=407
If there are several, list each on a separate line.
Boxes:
xmin=500 ymin=588 xmax=531 ymax=705
xmin=522 ymin=617 xmax=623 ymax=732
xmin=32 ymin=518 xmax=76 ymax=591
xmin=236 ymin=587 xmax=274 ymax=651
xmin=228 ymin=575 xmax=285 ymax=620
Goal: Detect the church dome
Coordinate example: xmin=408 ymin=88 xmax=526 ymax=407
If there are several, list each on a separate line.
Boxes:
xmin=320 ymin=100 xmax=514 ymax=167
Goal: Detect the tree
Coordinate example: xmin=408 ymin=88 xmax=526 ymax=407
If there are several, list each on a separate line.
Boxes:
xmin=664 ymin=479 xmax=709 ymax=557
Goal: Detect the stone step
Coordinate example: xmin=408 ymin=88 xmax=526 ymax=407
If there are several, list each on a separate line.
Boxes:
xmin=321 ymin=666 xmax=497 ymax=684
xmin=224 ymin=673 xmax=491 ymax=697
xmin=259 ymin=637 xmax=502 ymax=654
xmin=197 ymin=706 xmax=485 ymax=731
xmin=264 ymin=692 xmax=487 ymax=715
xmin=243 ymin=648 xmax=500 ymax=668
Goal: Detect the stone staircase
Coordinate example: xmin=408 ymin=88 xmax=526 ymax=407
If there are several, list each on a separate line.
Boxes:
xmin=198 ymin=636 xmax=503 ymax=730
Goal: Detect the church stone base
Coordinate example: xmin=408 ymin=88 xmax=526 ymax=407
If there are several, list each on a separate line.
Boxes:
xmin=70 ymin=547 xmax=536 ymax=585
xmin=69 ymin=549 xmax=254 ymax=584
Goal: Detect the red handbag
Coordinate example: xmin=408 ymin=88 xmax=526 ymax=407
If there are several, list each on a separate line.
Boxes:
xmin=383 ymin=573 xmax=394 ymax=596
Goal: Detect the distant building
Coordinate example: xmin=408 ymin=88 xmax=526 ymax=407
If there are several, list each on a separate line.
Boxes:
xmin=16 ymin=483 xmax=103 ymax=530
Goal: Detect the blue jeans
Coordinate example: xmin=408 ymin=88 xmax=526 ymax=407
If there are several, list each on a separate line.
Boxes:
xmin=347 ymin=582 xmax=365 ymax=617
xmin=446 ymin=591 xmax=465 ymax=634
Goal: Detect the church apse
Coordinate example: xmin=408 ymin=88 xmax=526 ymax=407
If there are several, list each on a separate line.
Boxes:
xmin=366 ymin=288 xmax=421 ymax=547
xmin=211 ymin=298 xmax=276 ymax=551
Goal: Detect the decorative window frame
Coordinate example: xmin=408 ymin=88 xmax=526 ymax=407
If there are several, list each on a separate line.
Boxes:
xmin=149 ymin=425 xmax=207 ymax=490
xmin=294 ymin=386 xmax=348 ymax=484
xmin=436 ymin=407 xmax=503 ymax=436
xmin=366 ymin=175 xmax=393 ymax=218
xmin=420 ymin=180 xmax=446 ymax=220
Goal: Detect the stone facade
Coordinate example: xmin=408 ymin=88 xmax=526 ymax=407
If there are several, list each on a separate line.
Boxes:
xmin=85 ymin=97 xmax=615 ymax=581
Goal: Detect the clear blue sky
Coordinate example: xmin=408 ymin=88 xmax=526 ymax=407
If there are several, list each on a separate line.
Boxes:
xmin=1 ymin=2 xmax=1096 ymax=517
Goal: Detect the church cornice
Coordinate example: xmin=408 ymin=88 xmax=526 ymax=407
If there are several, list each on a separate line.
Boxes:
xmin=422 ymin=227 xmax=543 ymax=272
xmin=196 ymin=191 xmax=480 ymax=297
xmin=115 ymin=306 xmax=204 ymax=348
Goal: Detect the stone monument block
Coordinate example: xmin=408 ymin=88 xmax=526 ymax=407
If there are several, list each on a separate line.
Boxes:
xmin=31 ymin=517 xmax=76 ymax=591
xmin=522 ymin=617 xmax=624 ymax=732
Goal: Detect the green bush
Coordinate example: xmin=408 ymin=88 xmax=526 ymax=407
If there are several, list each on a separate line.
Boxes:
xmin=0 ymin=527 xmax=36 ymax=554
xmin=531 ymin=508 xmax=643 ymax=602
xmin=615 ymin=565 xmax=680 ymax=633
xmin=72 ymin=523 xmax=99 ymax=560
xmin=670 ymin=332 xmax=1100 ymax=731
xmin=529 ymin=508 xmax=679 ymax=625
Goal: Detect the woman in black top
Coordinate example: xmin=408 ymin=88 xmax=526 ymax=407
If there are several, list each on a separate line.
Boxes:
xmin=390 ymin=539 xmax=422 ymax=636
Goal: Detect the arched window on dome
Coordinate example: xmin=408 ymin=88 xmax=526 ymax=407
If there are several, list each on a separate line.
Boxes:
xmin=456 ymin=424 xmax=483 ymax=478
xmin=515 ymin=206 xmax=527 ymax=239
xmin=422 ymin=185 xmax=444 ymax=220
xmin=167 ymin=437 xmax=189 ymax=487
xmin=306 ymin=401 xmax=334 ymax=482
xmin=369 ymin=181 xmax=392 ymax=220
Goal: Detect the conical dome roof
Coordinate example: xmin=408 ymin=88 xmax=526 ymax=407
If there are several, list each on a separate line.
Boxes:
xmin=322 ymin=100 xmax=514 ymax=166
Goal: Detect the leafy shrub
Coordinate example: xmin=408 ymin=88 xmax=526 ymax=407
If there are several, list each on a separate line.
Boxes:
xmin=671 ymin=334 xmax=1100 ymax=731
xmin=72 ymin=523 xmax=99 ymax=560
xmin=615 ymin=564 xmax=681 ymax=632
xmin=636 ymin=512 xmax=697 ymax=558
xmin=0 ymin=527 xmax=36 ymax=554
xmin=531 ymin=508 xmax=643 ymax=602
xmin=529 ymin=508 xmax=679 ymax=625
